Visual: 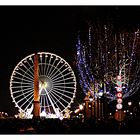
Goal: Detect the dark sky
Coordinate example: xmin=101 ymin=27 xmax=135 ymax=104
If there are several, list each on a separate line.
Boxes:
xmin=0 ymin=6 xmax=140 ymax=115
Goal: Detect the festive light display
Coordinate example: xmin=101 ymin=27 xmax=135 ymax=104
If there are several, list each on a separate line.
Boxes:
xmin=116 ymin=75 xmax=123 ymax=110
xmin=76 ymin=23 xmax=140 ymax=102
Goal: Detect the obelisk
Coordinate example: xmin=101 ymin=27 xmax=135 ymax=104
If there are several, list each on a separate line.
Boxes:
xmin=33 ymin=53 xmax=40 ymax=118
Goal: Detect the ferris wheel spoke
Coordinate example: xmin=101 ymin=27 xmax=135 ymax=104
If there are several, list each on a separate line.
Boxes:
xmin=47 ymin=58 xmax=57 ymax=77
xmin=40 ymin=95 xmax=43 ymax=108
xmin=52 ymin=76 xmax=74 ymax=83
xmin=11 ymin=81 xmax=33 ymax=86
xmin=50 ymin=89 xmax=70 ymax=105
xmin=53 ymin=87 xmax=75 ymax=95
xmin=38 ymin=67 xmax=41 ymax=76
xmin=48 ymin=90 xmax=59 ymax=103
xmin=39 ymin=55 xmax=44 ymax=75
xmin=48 ymin=59 xmax=61 ymax=78
xmin=14 ymin=88 xmax=33 ymax=99
xmin=24 ymin=98 xmax=33 ymax=112
xmin=39 ymin=87 xmax=44 ymax=95
xmin=21 ymin=83 xmax=33 ymax=87
xmin=50 ymin=66 xmax=69 ymax=80
xmin=17 ymin=66 xmax=34 ymax=79
xmin=52 ymin=88 xmax=72 ymax=100
xmin=42 ymin=94 xmax=49 ymax=110
xmin=29 ymin=57 xmax=36 ymax=75
xmin=26 ymin=61 xmax=34 ymax=74
xmin=22 ymin=89 xmax=33 ymax=99
xmin=43 ymin=95 xmax=46 ymax=110
xmin=21 ymin=86 xmax=33 ymax=91
xmin=48 ymin=68 xmax=60 ymax=80
xmin=20 ymin=94 xmax=33 ymax=109
xmin=44 ymin=88 xmax=58 ymax=115
xmin=51 ymin=89 xmax=70 ymax=100
xmin=43 ymin=56 xmax=48 ymax=75
xmin=12 ymin=76 xmax=33 ymax=83
xmin=14 ymin=93 xmax=25 ymax=99
xmin=45 ymin=95 xmax=51 ymax=113
xmin=22 ymin=62 xmax=34 ymax=77
xmin=49 ymin=62 xmax=66 ymax=80
xmin=21 ymin=85 xmax=33 ymax=88
xmin=16 ymin=90 xmax=33 ymax=104
xmin=52 ymin=78 xmax=64 ymax=84
xmin=12 ymin=86 xmax=33 ymax=94
xmin=50 ymin=70 xmax=72 ymax=81
xmin=21 ymin=91 xmax=33 ymax=103
xmin=40 ymin=64 xmax=44 ymax=76
xmin=50 ymin=90 xmax=66 ymax=110
xmin=51 ymin=94 xmax=65 ymax=111
xmin=54 ymin=85 xmax=75 ymax=90
xmin=47 ymin=93 xmax=57 ymax=107
xmin=48 ymin=93 xmax=62 ymax=112
xmin=11 ymin=85 xmax=33 ymax=89
xmin=15 ymin=70 xmax=33 ymax=82
xmin=53 ymin=81 xmax=75 ymax=86
xmin=45 ymin=55 xmax=52 ymax=76
xmin=53 ymin=85 xmax=73 ymax=89
xmin=51 ymin=71 xmax=73 ymax=81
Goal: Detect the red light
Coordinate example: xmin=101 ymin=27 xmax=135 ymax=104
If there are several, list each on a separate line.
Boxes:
xmin=116 ymin=93 xmax=122 ymax=98
xmin=117 ymin=98 xmax=123 ymax=104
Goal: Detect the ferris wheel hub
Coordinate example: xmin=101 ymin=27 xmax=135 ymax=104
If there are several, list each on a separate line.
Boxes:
xmin=39 ymin=75 xmax=53 ymax=91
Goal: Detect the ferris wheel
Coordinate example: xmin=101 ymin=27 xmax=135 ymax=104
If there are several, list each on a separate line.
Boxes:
xmin=10 ymin=52 xmax=76 ymax=117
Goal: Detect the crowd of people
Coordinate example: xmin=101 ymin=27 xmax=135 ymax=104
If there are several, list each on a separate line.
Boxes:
xmin=0 ymin=116 xmax=140 ymax=134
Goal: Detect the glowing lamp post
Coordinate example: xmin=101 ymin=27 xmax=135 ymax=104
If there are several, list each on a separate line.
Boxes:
xmin=98 ymin=90 xmax=103 ymax=97
xmin=128 ymin=101 xmax=132 ymax=106
xmin=79 ymin=104 xmax=84 ymax=110
xmin=98 ymin=90 xmax=104 ymax=121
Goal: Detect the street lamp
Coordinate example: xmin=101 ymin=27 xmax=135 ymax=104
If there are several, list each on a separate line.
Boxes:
xmin=79 ymin=104 xmax=84 ymax=110
xmin=98 ymin=90 xmax=104 ymax=120
xmin=89 ymin=98 xmax=93 ymax=101
xmin=128 ymin=101 xmax=132 ymax=106
xmin=98 ymin=90 xmax=103 ymax=98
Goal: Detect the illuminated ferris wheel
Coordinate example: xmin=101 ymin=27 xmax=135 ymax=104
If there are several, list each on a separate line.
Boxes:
xmin=76 ymin=24 xmax=140 ymax=101
xmin=10 ymin=52 xmax=76 ymax=117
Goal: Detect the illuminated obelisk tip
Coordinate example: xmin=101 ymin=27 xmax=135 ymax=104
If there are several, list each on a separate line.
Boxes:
xmin=33 ymin=53 xmax=40 ymax=118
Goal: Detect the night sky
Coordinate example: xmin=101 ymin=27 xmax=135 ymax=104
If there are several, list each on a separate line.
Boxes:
xmin=0 ymin=6 xmax=140 ymax=115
